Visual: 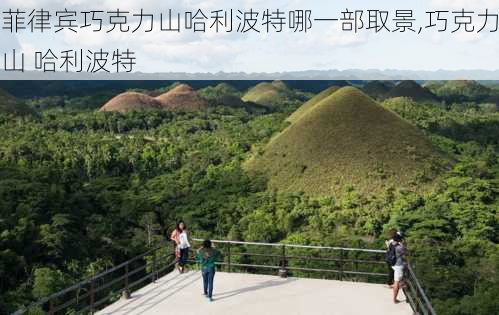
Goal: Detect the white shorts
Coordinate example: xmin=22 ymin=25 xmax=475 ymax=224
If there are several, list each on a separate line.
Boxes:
xmin=392 ymin=265 xmax=404 ymax=282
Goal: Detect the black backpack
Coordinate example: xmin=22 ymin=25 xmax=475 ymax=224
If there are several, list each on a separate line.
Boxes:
xmin=385 ymin=242 xmax=398 ymax=266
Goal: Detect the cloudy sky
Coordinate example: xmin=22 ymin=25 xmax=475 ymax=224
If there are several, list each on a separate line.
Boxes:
xmin=1 ymin=0 xmax=499 ymax=73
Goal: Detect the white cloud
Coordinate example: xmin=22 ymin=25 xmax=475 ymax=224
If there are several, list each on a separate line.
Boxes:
xmin=0 ymin=33 xmax=20 ymax=51
xmin=455 ymin=30 xmax=483 ymax=42
xmin=325 ymin=26 xmax=368 ymax=47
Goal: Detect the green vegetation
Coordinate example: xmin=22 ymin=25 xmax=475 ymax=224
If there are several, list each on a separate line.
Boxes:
xmin=429 ymin=80 xmax=494 ymax=103
xmin=199 ymin=83 xmax=241 ymax=101
xmin=0 ymin=89 xmax=36 ymax=117
xmin=247 ymin=86 xmax=449 ymax=196
xmin=0 ymin=81 xmax=498 ymax=315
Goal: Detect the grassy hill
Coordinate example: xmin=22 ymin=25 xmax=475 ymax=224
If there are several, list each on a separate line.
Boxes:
xmin=99 ymin=92 xmax=163 ymax=113
xmin=242 ymin=81 xmax=293 ymax=107
xmin=0 ymin=89 xmax=35 ymax=116
xmin=287 ymin=86 xmax=340 ymax=123
xmin=246 ymin=86 xmax=449 ymax=196
xmin=362 ymin=81 xmax=395 ymax=100
xmin=387 ymin=81 xmax=439 ymax=103
xmin=155 ymin=84 xmax=208 ymax=111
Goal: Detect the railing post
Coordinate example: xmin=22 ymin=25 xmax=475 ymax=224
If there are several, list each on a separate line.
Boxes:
xmin=152 ymin=250 xmax=157 ymax=283
xmin=278 ymin=244 xmax=288 ymax=278
xmin=122 ymin=263 xmax=130 ymax=300
xmin=227 ymin=241 xmax=231 ymax=273
xmin=89 ymin=277 xmax=95 ymax=314
xmin=339 ymin=249 xmax=344 ymax=281
xmin=48 ymin=298 xmax=54 ymax=315
xmin=354 ymin=251 xmax=359 ymax=277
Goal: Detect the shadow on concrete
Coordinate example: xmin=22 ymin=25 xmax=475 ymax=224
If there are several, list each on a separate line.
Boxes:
xmin=214 ymin=277 xmax=298 ymax=301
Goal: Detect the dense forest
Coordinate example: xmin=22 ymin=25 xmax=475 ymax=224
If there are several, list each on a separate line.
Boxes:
xmin=0 ymin=81 xmax=498 ymax=315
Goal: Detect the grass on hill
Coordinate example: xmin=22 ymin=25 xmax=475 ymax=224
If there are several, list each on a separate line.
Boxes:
xmin=287 ymin=86 xmax=340 ymax=123
xmin=155 ymin=84 xmax=208 ymax=111
xmin=99 ymin=92 xmax=163 ymax=113
xmin=242 ymin=81 xmax=295 ymax=107
xmin=245 ymin=86 xmax=450 ymax=196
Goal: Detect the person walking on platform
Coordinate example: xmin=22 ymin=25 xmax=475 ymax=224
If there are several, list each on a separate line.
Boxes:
xmin=196 ymin=239 xmax=221 ymax=302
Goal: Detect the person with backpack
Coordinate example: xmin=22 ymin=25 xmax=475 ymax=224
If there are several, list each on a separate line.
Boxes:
xmin=196 ymin=239 xmax=221 ymax=302
xmin=387 ymin=232 xmax=406 ymax=304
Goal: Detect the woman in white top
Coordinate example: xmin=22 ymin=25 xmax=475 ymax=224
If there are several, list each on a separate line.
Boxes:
xmin=170 ymin=221 xmax=191 ymax=273
xmin=178 ymin=224 xmax=191 ymax=273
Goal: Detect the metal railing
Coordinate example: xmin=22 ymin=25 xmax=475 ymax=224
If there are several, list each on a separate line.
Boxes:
xmin=189 ymin=239 xmax=435 ymax=315
xmin=189 ymin=238 xmax=388 ymax=280
xmin=13 ymin=239 xmax=436 ymax=315
xmin=404 ymin=264 xmax=437 ymax=315
xmin=12 ymin=243 xmax=177 ymax=315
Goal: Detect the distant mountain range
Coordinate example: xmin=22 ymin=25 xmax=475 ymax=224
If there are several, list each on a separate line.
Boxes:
xmin=2 ymin=69 xmax=499 ymax=80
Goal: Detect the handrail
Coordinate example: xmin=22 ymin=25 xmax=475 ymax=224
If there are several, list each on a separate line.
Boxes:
xmin=18 ymin=244 xmax=163 ymax=309
xmin=12 ymin=242 xmax=176 ymax=315
xmin=191 ymin=238 xmax=436 ymax=315
xmin=191 ymin=238 xmax=386 ymax=253
xmin=12 ymin=238 xmax=435 ymax=315
xmin=406 ymin=264 xmax=437 ymax=315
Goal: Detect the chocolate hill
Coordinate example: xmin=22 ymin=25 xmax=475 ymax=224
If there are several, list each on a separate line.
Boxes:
xmin=386 ymin=81 xmax=439 ymax=103
xmin=155 ymin=84 xmax=208 ymax=111
xmin=246 ymin=87 xmax=449 ymax=196
xmin=99 ymin=92 xmax=163 ymax=113
xmin=242 ymin=81 xmax=293 ymax=107
xmin=287 ymin=86 xmax=340 ymax=123
xmin=362 ymin=81 xmax=395 ymax=100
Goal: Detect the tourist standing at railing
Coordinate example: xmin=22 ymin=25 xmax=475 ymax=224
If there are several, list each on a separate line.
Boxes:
xmin=196 ymin=239 xmax=221 ymax=302
xmin=384 ymin=229 xmax=397 ymax=288
xmin=178 ymin=226 xmax=191 ymax=273
xmin=171 ymin=221 xmax=189 ymax=273
xmin=390 ymin=232 xmax=406 ymax=304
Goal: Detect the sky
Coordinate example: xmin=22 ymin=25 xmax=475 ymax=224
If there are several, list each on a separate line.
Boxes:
xmin=1 ymin=0 xmax=499 ymax=74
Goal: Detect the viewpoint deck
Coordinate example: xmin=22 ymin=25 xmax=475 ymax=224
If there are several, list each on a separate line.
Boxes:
xmin=97 ymin=271 xmax=413 ymax=315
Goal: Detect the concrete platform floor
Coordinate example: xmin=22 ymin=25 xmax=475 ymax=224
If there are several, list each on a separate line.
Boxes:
xmin=97 ymin=271 xmax=413 ymax=315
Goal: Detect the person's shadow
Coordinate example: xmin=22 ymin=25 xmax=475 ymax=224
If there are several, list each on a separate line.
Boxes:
xmin=214 ymin=277 xmax=297 ymax=301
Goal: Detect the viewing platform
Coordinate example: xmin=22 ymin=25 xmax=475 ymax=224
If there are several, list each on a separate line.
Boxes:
xmin=13 ymin=239 xmax=435 ymax=315
xmin=97 ymin=271 xmax=413 ymax=315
